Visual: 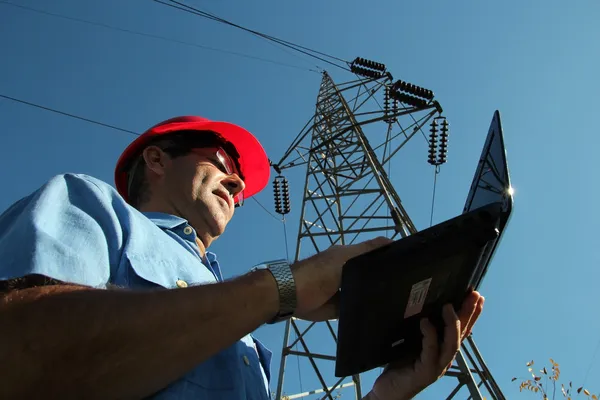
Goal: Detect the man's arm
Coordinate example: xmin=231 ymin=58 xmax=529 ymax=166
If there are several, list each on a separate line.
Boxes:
xmin=0 ymin=174 xmax=280 ymax=398
xmin=0 ymin=269 xmax=279 ymax=399
xmin=0 ymin=175 xmax=394 ymax=399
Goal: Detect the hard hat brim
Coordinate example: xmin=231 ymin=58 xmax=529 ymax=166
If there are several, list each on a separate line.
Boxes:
xmin=115 ymin=116 xmax=270 ymax=203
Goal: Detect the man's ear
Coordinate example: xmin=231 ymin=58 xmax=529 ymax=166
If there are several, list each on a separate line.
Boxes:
xmin=142 ymin=146 xmax=169 ymax=177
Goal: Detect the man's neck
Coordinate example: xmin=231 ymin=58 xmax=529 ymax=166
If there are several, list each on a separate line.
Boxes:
xmin=195 ymin=237 xmax=206 ymax=258
xmin=138 ymin=200 xmax=211 ymax=257
xmin=139 ymin=198 xmax=178 ymax=218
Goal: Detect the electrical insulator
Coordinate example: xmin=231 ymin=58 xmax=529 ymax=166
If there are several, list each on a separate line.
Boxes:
xmin=281 ymin=179 xmax=291 ymax=214
xmin=389 ymin=90 xmax=428 ymax=108
xmin=383 ymin=85 xmax=399 ymax=124
xmin=350 ymin=57 xmax=386 ymax=78
xmin=353 ymin=57 xmax=386 ymax=72
xmin=392 ymin=80 xmax=404 ymax=92
xmin=428 ymin=120 xmax=438 ymax=165
xmin=392 ymin=80 xmax=434 ymax=100
xmin=383 ymin=86 xmax=391 ymax=123
xmin=438 ymin=117 xmax=449 ymax=165
xmin=350 ymin=65 xmax=383 ymax=79
xmin=273 ymin=176 xmax=291 ymax=215
xmin=273 ymin=179 xmax=282 ymax=214
xmin=440 ymin=118 xmax=449 ymax=134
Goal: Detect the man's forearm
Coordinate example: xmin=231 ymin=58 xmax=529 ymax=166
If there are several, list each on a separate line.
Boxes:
xmin=363 ymin=390 xmax=413 ymax=400
xmin=0 ymin=269 xmax=279 ymax=399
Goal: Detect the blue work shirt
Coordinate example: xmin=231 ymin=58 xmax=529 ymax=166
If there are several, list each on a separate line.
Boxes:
xmin=0 ymin=173 xmax=272 ymax=400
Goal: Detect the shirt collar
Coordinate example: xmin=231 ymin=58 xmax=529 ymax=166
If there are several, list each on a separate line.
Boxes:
xmin=205 ymin=251 xmax=218 ymax=263
xmin=142 ymin=212 xmax=219 ymax=261
xmin=142 ymin=212 xmax=189 ymax=230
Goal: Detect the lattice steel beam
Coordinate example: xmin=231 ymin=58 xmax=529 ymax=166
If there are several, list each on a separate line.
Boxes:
xmin=273 ymin=70 xmax=505 ymax=400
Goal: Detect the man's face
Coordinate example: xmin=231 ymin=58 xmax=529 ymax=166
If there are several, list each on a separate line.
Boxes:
xmin=161 ymin=146 xmax=245 ymax=239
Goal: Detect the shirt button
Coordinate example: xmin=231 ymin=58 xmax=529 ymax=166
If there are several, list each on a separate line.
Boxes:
xmin=243 ymin=355 xmax=250 ymax=366
xmin=183 ymin=226 xmax=193 ymax=235
xmin=176 ymin=279 xmax=188 ymax=288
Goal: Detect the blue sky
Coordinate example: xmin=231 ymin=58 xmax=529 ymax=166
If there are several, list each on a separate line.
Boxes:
xmin=1 ymin=0 xmax=599 ymax=398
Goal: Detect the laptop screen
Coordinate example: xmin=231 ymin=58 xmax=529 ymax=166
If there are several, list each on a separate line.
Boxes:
xmin=463 ymin=110 xmax=512 ymax=214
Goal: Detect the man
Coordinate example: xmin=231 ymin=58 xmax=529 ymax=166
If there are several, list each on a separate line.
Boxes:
xmin=0 ymin=116 xmax=484 ymax=399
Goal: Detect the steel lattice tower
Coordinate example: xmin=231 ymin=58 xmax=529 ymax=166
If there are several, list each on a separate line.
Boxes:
xmin=270 ymin=65 xmax=506 ymax=400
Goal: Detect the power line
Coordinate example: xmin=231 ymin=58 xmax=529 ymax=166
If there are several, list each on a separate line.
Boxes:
xmin=0 ymin=1 xmax=314 ymax=222
xmin=152 ymin=0 xmax=351 ymax=72
xmin=251 ymin=197 xmax=282 ymax=222
xmin=429 ymin=165 xmax=440 ymax=227
xmin=1 ymin=92 xmax=285 ymax=222
xmin=282 ymin=216 xmax=290 ymax=262
xmin=170 ymin=0 xmax=348 ymax=63
xmin=0 ymin=0 xmax=318 ymax=74
xmin=0 ymin=94 xmax=139 ymax=136
xmin=153 ymin=0 xmax=316 ymax=71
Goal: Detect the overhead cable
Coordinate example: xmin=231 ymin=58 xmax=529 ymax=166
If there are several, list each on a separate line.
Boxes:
xmin=152 ymin=0 xmax=351 ymax=72
xmin=1 ymin=92 xmax=283 ymax=221
xmin=0 ymin=0 xmax=317 ymax=74
xmin=251 ymin=197 xmax=282 ymax=223
xmin=0 ymin=94 xmax=139 ymax=136
xmin=169 ymin=0 xmax=347 ymax=63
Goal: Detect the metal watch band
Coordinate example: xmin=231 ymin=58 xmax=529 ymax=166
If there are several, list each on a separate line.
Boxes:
xmin=254 ymin=259 xmax=296 ymax=324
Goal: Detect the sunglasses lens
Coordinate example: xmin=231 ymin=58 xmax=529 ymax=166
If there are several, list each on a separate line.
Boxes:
xmin=234 ymin=192 xmax=244 ymax=207
xmin=218 ymin=149 xmax=238 ymax=174
xmin=217 ymin=148 xmax=244 ymax=207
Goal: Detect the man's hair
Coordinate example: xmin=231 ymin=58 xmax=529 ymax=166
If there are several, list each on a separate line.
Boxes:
xmin=125 ymin=130 xmax=242 ymax=209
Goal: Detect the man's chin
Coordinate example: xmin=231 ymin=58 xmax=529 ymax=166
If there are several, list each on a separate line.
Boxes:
xmin=208 ymin=211 xmax=230 ymax=236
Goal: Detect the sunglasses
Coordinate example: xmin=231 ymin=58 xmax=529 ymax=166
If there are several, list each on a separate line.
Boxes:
xmin=190 ymin=147 xmax=245 ymax=207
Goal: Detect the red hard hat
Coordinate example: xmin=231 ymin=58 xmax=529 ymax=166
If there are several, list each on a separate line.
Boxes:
xmin=115 ymin=116 xmax=270 ymax=203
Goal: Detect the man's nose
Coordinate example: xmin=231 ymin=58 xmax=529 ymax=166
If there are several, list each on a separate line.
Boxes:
xmin=223 ymin=174 xmax=245 ymax=197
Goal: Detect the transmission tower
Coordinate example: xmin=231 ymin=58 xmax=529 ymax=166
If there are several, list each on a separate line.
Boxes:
xmin=270 ymin=61 xmax=506 ymax=400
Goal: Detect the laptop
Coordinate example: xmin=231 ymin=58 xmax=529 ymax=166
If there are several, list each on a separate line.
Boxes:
xmin=335 ymin=110 xmax=513 ymax=377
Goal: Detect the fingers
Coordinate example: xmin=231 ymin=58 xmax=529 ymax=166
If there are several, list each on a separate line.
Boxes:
xmin=438 ymin=293 xmax=485 ymax=371
xmin=457 ymin=291 xmax=479 ymax=338
xmin=418 ymin=306 xmax=459 ymax=379
xmin=383 ymin=294 xmax=485 ymax=394
xmin=419 ymin=317 xmax=439 ymax=369
xmin=438 ymin=304 xmax=461 ymax=370
xmin=458 ymin=291 xmax=484 ymax=339
xmin=464 ymin=295 xmax=485 ymax=337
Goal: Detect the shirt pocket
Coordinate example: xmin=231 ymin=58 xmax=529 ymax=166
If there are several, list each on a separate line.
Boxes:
xmin=183 ymin=343 xmax=240 ymax=392
xmin=120 ymin=253 xmax=240 ymax=394
xmin=121 ymin=252 xmax=215 ymax=289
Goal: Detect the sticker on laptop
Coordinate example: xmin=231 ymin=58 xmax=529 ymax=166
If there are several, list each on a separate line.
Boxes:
xmin=404 ymin=277 xmax=432 ymax=318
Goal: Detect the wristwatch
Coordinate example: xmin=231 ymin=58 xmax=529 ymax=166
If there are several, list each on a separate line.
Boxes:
xmin=252 ymin=259 xmax=297 ymax=324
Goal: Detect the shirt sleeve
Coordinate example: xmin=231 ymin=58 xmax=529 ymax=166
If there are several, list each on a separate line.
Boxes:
xmin=0 ymin=173 xmax=124 ymax=288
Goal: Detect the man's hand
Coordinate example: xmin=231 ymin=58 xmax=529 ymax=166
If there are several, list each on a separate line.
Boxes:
xmin=364 ymin=291 xmax=485 ymax=400
xmin=291 ymin=237 xmax=392 ymax=320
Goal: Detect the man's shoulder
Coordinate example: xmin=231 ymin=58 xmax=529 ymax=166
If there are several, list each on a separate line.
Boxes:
xmin=42 ymin=173 xmax=122 ymax=200
xmin=44 ymin=172 xmax=113 ymax=190
xmin=1 ymin=173 xmax=130 ymax=219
